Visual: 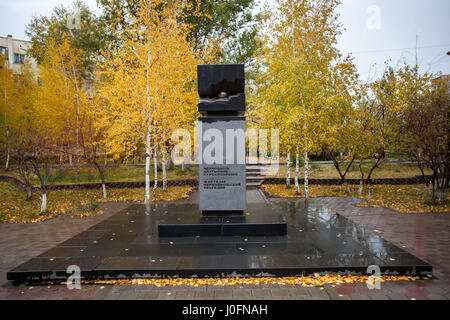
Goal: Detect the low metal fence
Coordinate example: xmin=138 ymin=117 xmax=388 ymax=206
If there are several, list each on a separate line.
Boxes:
xmin=1 ymin=175 xmax=432 ymax=191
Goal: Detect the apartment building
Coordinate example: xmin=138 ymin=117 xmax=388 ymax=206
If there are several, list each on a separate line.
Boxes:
xmin=432 ymin=74 xmax=450 ymax=95
xmin=0 ymin=34 xmax=37 ymax=74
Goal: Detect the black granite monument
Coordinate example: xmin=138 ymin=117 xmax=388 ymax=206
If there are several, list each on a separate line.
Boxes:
xmin=197 ymin=64 xmax=247 ymax=215
xmin=158 ymin=64 xmax=287 ymax=237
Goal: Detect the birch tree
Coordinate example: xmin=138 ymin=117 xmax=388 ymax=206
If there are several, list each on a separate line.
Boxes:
xmin=286 ymin=151 xmax=291 ymax=188
xmin=322 ymin=79 xmax=359 ymax=194
xmin=35 ymin=39 xmax=83 ymax=163
xmin=81 ymin=94 xmax=110 ymax=198
xmin=96 ymin=0 xmax=199 ymax=205
xmin=252 ymin=0 xmax=357 ymax=199
xmin=400 ymin=80 xmax=449 ymax=203
xmin=0 ymin=55 xmax=15 ymax=169
xmin=354 ymin=64 xmax=420 ymax=199
xmin=7 ymin=63 xmax=56 ymax=212
xmin=391 ymin=65 xmax=448 ymax=203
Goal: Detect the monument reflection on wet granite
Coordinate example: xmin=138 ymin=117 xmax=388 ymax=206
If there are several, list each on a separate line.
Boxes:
xmin=158 ymin=64 xmax=287 ymax=237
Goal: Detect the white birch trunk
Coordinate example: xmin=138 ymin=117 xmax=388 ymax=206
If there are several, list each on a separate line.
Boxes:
xmin=433 ymin=178 xmax=438 ymax=197
xmin=162 ymin=149 xmax=167 ymax=192
xmin=304 ymin=142 xmax=309 ymax=200
xmin=295 ymin=148 xmax=300 ymax=194
xmin=286 ymin=152 xmax=291 ymax=188
xmin=72 ymin=65 xmax=80 ymax=152
xmin=102 ymin=183 xmax=107 ymax=199
xmin=40 ymin=193 xmax=47 ymax=213
xmin=4 ymin=109 xmax=8 ymax=169
xmin=368 ymin=185 xmax=371 ymax=203
xmin=437 ymin=190 xmax=443 ymax=204
xmin=145 ymin=129 xmax=151 ymax=206
xmin=145 ymin=45 xmax=152 ymax=207
xmin=60 ymin=56 xmax=73 ymax=168
xmin=153 ymin=148 xmax=158 ymax=197
xmin=344 ymin=182 xmax=351 ymax=194
xmin=4 ymin=84 xmax=9 ymax=169
xmin=426 ymin=184 xmax=433 ymax=202
xmin=302 ymin=104 xmax=309 ymax=200
xmin=358 ymin=180 xmax=363 ymax=195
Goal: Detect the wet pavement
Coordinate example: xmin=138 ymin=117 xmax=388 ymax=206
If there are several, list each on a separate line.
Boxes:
xmin=1 ymin=191 xmax=449 ymax=300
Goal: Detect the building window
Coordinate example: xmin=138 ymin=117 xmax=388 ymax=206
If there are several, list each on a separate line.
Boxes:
xmin=0 ymin=46 xmax=7 ymax=59
xmin=14 ymin=53 xmax=25 ymax=64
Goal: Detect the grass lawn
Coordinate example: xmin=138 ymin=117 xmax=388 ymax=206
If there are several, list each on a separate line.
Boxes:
xmin=267 ymin=162 xmax=432 ymax=179
xmin=0 ymin=182 xmax=193 ymax=223
xmin=0 ymin=165 xmax=197 ymax=185
xmin=262 ymin=184 xmax=449 ymax=213
xmin=0 ymin=163 xmax=430 ymax=186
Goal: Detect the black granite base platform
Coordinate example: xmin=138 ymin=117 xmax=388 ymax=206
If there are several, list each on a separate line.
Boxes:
xmin=7 ymin=201 xmax=432 ymax=281
xmin=158 ymin=210 xmax=287 ymax=237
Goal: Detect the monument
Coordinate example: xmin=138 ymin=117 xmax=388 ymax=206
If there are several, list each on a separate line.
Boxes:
xmin=158 ymin=64 xmax=287 ymax=237
xmin=197 ymin=64 xmax=247 ymax=215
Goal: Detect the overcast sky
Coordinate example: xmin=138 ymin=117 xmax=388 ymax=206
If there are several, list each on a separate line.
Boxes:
xmin=1 ymin=0 xmax=449 ymax=80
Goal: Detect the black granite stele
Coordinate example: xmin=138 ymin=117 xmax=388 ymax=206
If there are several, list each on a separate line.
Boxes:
xmin=198 ymin=93 xmax=245 ymax=113
xmin=196 ymin=64 xmax=247 ymax=217
xmin=157 ymin=64 xmax=275 ymax=237
xmin=197 ymin=64 xmax=245 ymax=113
xmin=197 ymin=64 xmax=245 ymax=98
xmin=7 ymin=201 xmax=432 ymax=281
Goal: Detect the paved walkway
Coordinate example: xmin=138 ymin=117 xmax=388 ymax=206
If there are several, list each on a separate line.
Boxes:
xmin=1 ymin=191 xmax=449 ymax=300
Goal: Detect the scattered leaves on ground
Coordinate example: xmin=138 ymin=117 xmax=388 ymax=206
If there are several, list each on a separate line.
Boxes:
xmin=0 ymin=182 xmax=193 ymax=223
xmin=262 ymin=184 xmax=449 ymax=213
xmin=35 ymin=274 xmax=420 ymax=287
